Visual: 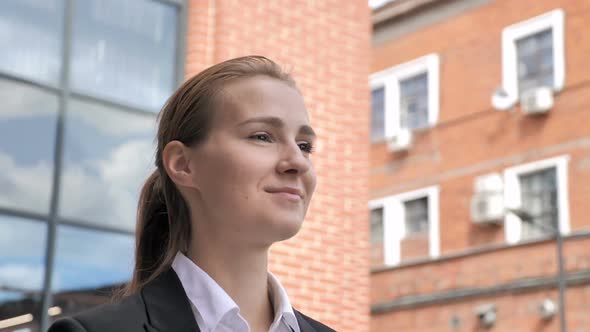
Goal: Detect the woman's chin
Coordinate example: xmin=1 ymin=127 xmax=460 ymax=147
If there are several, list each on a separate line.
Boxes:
xmin=265 ymin=218 xmax=304 ymax=243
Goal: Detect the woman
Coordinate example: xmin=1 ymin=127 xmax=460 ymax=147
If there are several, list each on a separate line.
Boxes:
xmin=49 ymin=56 xmax=334 ymax=332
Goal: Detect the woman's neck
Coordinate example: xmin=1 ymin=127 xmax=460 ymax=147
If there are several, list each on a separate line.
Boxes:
xmin=187 ymin=237 xmax=274 ymax=332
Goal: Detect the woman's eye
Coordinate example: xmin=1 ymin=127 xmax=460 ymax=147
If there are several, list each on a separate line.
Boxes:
xmin=251 ymin=133 xmax=271 ymax=142
xmin=298 ymin=142 xmax=314 ymax=154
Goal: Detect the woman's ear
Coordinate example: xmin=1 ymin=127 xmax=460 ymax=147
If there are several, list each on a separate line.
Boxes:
xmin=162 ymin=140 xmax=197 ymax=189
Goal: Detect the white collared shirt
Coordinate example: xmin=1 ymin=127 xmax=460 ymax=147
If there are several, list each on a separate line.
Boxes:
xmin=172 ymin=252 xmax=300 ymax=332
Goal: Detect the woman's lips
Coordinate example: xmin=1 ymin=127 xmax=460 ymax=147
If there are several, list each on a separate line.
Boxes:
xmin=271 ymin=191 xmax=301 ymax=201
xmin=265 ymin=187 xmax=303 ymax=201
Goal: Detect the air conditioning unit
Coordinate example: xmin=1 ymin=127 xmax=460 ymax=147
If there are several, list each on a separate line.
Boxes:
xmin=387 ymin=128 xmax=413 ymax=152
xmin=470 ymin=173 xmax=504 ymax=224
xmin=520 ymin=86 xmax=554 ymax=115
xmin=471 ymin=192 xmax=504 ymax=224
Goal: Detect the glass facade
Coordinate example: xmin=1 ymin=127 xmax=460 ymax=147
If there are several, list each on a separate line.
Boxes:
xmin=0 ymin=216 xmax=47 ymax=331
xmin=0 ymin=79 xmax=59 ymax=215
xmin=59 ymin=99 xmax=156 ymax=231
xmin=0 ymin=0 xmax=65 ymax=86
xmin=0 ymin=0 xmax=184 ymax=331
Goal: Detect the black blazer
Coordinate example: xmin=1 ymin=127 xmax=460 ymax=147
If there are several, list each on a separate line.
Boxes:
xmin=48 ymin=268 xmax=335 ymax=332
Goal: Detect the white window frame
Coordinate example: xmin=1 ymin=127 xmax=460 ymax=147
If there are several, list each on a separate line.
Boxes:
xmin=503 ymin=155 xmax=570 ymax=244
xmin=502 ymin=9 xmax=565 ymax=101
xmin=369 ymin=54 xmax=440 ymax=139
xmin=369 ymin=186 xmax=440 ymax=266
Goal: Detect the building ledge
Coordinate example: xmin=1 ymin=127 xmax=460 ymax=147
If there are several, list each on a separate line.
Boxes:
xmin=372 ymin=0 xmax=447 ymax=27
xmin=371 ymin=268 xmax=590 ymax=314
xmin=371 ymin=229 xmax=590 ymax=274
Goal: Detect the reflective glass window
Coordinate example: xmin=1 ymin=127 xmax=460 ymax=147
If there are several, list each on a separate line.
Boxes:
xmin=404 ymin=197 xmax=429 ymax=236
xmin=400 ymin=73 xmax=429 ymax=130
xmin=51 ymin=226 xmax=133 ymax=317
xmin=0 ymin=0 xmax=64 ymax=85
xmin=69 ymin=0 xmax=178 ymax=110
xmin=370 ymin=207 xmax=385 ymax=267
xmin=371 ymin=87 xmax=385 ymax=142
xmin=59 ymin=99 xmax=156 ymax=231
xmin=519 ymin=167 xmax=558 ymax=240
xmin=0 ymin=79 xmax=59 ymax=215
xmin=517 ymin=29 xmax=554 ymax=94
xmin=0 ymin=216 xmax=47 ymax=331
xmin=370 ymin=208 xmax=384 ymax=245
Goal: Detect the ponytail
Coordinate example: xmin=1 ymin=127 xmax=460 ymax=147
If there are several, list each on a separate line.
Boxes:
xmin=120 ymin=169 xmax=191 ymax=296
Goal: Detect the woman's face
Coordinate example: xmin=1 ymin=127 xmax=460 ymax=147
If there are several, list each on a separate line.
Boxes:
xmin=187 ymin=76 xmax=316 ymax=247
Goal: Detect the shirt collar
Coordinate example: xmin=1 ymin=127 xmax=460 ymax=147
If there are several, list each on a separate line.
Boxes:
xmin=172 ymin=252 xmax=300 ymax=332
xmin=172 ymin=252 xmax=239 ymax=330
xmin=268 ymin=271 xmax=300 ymax=332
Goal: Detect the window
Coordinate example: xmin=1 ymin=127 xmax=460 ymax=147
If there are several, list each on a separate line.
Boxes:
xmin=519 ymin=168 xmax=557 ymax=239
xmin=0 ymin=0 xmax=65 ymax=85
xmin=51 ymin=225 xmax=134 ymax=315
xmin=369 ymin=186 xmax=439 ymax=266
xmin=0 ymin=79 xmax=59 ymax=215
xmin=504 ymin=155 xmax=570 ymax=244
xmin=370 ymin=207 xmax=385 ymax=267
xmin=0 ymin=216 xmax=47 ymax=331
xmin=400 ymin=73 xmax=429 ymax=130
xmin=404 ymin=197 xmax=429 ymax=236
xmin=369 ymin=54 xmax=439 ymax=140
xmin=59 ymin=99 xmax=156 ymax=232
xmin=502 ymin=9 xmax=565 ymax=100
xmin=370 ymin=207 xmax=384 ymax=245
xmin=516 ymin=29 xmax=554 ymax=95
xmin=371 ymin=87 xmax=386 ymax=141
xmin=70 ymin=0 xmax=178 ymax=111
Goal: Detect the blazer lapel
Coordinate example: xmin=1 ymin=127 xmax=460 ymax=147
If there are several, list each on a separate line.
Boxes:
xmin=141 ymin=268 xmax=200 ymax=332
xmin=294 ymin=310 xmax=318 ymax=332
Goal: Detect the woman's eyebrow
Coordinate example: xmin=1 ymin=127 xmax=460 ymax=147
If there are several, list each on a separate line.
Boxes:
xmin=300 ymin=125 xmax=316 ymax=138
xmin=238 ymin=116 xmax=284 ymax=128
xmin=237 ymin=116 xmax=316 ymax=138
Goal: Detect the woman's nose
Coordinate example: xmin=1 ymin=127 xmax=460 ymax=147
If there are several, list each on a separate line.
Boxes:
xmin=276 ymin=143 xmax=311 ymax=175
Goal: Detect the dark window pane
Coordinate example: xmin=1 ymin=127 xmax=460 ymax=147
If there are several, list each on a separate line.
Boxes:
xmin=0 ymin=79 xmax=59 ymax=214
xmin=517 ymin=29 xmax=554 ymax=94
xmin=59 ymin=99 xmax=156 ymax=231
xmin=51 ymin=226 xmax=133 ymax=318
xmin=0 ymin=0 xmax=64 ymax=85
xmin=371 ymin=87 xmax=385 ymax=141
xmin=400 ymin=73 xmax=428 ymax=129
xmin=70 ymin=0 xmax=178 ymax=110
xmin=519 ymin=167 xmax=558 ymax=240
xmin=370 ymin=208 xmax=384 ymax=244
xmin=404 ymin=197 xmax=429 ymax=236
xmin=0 ymin=216 xmax=47 ymax=331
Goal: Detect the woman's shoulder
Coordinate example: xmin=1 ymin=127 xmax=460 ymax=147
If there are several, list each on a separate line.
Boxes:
xmin=48 ymin=292 xmax=147 ymax=332
xmin=294 ymin=310 xmax=337 ymax=332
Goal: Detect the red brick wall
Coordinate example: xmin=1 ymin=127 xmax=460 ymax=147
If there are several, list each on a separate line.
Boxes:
xmin=371 ymin=242 xmax=385 ymax=267
xmin=372 ymin=284 xmax=590 ymax=332
xmin=371 ymin=236 xmax=590 ymax=305
xmin=186 ymin=1 xmax=372 ymax=330
xmin=370 ymin=0 xmax=590 ymax=330
xmin=371 ymin=0 xmax=590 ymax=256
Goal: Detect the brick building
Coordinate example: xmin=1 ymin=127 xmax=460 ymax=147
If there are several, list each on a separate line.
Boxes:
xmin=0 ymin=1 xmax=370 ymax=331
xmin=369 ymin=0 xmax=590 ymax=331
